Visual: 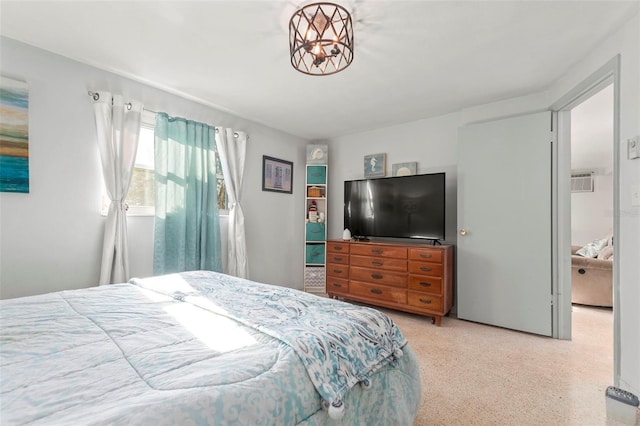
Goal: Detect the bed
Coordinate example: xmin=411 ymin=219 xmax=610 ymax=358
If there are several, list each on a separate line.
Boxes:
xmin=0 ymin=270 xmax=421 ymax=425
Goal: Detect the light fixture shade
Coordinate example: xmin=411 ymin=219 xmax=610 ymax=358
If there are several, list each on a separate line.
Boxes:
xmin=289 ymin=2 xmax=354 ymax=75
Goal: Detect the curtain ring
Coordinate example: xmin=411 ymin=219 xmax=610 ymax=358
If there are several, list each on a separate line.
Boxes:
xmin=88 ymin=91 xmax=100 ymax=101
xmin=126 ymin=102 xmax=132 ymax=111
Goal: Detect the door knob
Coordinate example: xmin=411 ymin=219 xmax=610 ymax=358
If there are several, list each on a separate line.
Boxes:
xmin=459 ymin=229 xmax=467 ymax=236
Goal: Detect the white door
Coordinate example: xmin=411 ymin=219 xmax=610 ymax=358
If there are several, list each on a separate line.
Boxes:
xmin=457 ymin=111 xmax=552 ymax=336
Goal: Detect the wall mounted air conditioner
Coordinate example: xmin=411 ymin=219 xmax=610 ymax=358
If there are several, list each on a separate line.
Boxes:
xmin=571 ymin=171 xmax=594 ymax=193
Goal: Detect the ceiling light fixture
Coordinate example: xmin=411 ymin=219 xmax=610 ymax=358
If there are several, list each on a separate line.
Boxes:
xmin=289 ymin=2 xmax=354 ymax=76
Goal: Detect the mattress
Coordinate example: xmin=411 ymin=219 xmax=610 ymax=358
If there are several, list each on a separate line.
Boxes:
xmin=0 ymin=271 xmax=420 ymax=425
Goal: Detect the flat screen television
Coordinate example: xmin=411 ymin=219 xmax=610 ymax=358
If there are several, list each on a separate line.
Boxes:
xmin=344 ymin=173 xmax=445 ymax=242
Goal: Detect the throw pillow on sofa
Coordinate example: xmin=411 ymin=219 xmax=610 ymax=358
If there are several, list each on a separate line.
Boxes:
xmin=576 ymin=237 xmax=609 ymax=258
xmin=597 ymin=245 xmax=614 ymax=260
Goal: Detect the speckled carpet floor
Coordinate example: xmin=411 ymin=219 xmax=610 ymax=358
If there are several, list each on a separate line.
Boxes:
xmin=383 ymin=305 xmax=619 ymax=426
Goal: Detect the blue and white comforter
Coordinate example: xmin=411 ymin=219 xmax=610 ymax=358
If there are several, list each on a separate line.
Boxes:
xmin=1 ymin=271 xmax=421 ymax=425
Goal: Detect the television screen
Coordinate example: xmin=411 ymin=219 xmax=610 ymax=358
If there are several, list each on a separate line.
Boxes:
xmin=344 ymin=173 xmax=445 ymax=241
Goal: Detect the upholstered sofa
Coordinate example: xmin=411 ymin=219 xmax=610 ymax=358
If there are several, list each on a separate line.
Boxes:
xmin=571 ymin=245 xmax=613 ymax=307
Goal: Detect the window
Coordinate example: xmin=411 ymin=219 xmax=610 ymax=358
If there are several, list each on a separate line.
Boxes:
xmin=101 ymin=111 xmax=228 ymax=215
xmin=101 ymin=111 xmax=156 ymax=216
xmin=215 ymin=146 xmax=228 ymax=212
xmin=125 ymin=124 xmax=156 ymax=215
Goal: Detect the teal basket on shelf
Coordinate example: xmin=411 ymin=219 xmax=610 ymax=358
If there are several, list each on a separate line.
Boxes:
xmin=305 ymin=243 xmax=325 ymax=264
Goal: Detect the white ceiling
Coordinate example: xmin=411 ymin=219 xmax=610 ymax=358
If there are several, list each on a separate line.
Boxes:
xmin=1 ymin=1 xmax=638 ymax=140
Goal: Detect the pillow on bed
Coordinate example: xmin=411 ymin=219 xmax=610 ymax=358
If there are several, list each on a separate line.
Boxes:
xmin=576 ymin=237 xmax=608 ymax=258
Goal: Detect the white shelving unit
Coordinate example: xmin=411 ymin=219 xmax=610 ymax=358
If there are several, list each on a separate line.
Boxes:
xmin=303 ymin=145 xmax=328 ymax=293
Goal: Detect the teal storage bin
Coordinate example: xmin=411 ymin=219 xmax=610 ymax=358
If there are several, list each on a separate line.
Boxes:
xmin=307 ymin=166 xmax=326 ymax=184
xmin=306 ymin=223 xmax=326 ymax=241
xmin=305 ymin=243 xmax=325 ymax=264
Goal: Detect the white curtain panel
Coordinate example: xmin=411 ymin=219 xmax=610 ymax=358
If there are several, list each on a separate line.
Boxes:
xmin=216 ymin=128 xmax=249 ymax=278
xmin=92 ymin=92 xmax=142 ymax=285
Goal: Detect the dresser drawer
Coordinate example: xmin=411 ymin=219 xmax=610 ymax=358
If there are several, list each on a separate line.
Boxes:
xmin=350 ymin=244 xmax=407 ymax=259
xmin=408 ymin=262 xmax=443 ymax=277
xmin=407 ymin=291 xmax=443 ymax=311
xmin=350 ymin=266 xmax=406 ymax=288
xmin=327 ymin=253 xmax=349 ymax=265
xmin=350 ymin=255 xmax=407 ymax=272
xmin=327 ymin=241 xmax=350 ymax=254
xmin=408 ymin=275 xmax=443 ymax=294
xmin=327 ymin=277 xmax=349 ymax=294
xmin=409 ymin=247 xmax=443 ymax=263
xmin=327 ymin=264 xmax=349 ymax=279
xmin=350 ymin=281 xmax=407 ymax=304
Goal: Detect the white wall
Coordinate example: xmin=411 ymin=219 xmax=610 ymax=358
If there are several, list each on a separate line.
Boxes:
xmin=0 ymin=37 xmax=307 ymax=299
xmin=571 ymin=174 xmax=614 ymax=246
xmin=325 ymin=111 xmax=460 ymax=246
xmin=570 ymin=85 xmax=614 ymax=247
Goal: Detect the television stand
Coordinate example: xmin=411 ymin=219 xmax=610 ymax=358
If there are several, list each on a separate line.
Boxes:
xmin=326 ymin=240 xmax=454 ymax=326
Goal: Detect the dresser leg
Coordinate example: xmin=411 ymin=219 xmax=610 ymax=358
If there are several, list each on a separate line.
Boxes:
xmin=432 ymin=316 xmax=442 ymax=326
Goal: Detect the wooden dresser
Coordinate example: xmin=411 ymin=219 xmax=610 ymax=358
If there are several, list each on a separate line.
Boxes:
xmin=326 ymin=240 xmax=454 ymax=325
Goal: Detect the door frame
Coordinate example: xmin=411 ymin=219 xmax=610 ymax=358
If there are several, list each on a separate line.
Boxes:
xmin=550 ymin=55 xmax=620 ymax=384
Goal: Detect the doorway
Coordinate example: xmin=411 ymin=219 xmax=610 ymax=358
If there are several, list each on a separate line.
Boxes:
xmin=568 ymin=84 xmax=614 ymax=365
xmin=552 ymin=55 xmax=620 ymax=384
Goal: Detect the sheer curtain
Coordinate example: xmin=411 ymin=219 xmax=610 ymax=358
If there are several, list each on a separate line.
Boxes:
xmin=91 ymin=91 xmax=142 ymax=285
xmin=216 ymin=128 xmax=248 ymax=278
xmin=153 ymin=113 xmax=223 ymax=274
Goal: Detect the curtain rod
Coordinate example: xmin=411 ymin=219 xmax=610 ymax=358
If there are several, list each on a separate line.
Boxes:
xmin=88 ymin=91 xmax=247 ymax=139
xmin=88 ymin=91 xmax=156 ymax=113
xmin=215 ymin=128 xmax=248 ymax=139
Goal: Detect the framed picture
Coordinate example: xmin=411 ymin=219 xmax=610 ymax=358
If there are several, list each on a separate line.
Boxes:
xmin=306 ymin=144 xmax=328 ymax=164
xmin=364 ymin=153 xmax=386 ymax=178
xmin=392 ymin=162 xmax=417 ymax=176
xmin=0 ymin=76 xmax=29 ymax=193
xmin=262 ymin=155 xmax=293 ymax=194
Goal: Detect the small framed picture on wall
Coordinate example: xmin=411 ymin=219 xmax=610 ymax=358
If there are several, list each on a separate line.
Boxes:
xmin=262 ymin=155 xmax=293 ymax=194
xmin=392 ymin=162 xmax=417 ymax=176
xmin=306 ymin=144 xmax=328 ymax=164
xmin=364 ymin=153 xmax=386 ymax=178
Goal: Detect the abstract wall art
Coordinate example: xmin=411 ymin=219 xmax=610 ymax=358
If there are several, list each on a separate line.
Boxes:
xmin=0 ymin=76 xmax=29 ymax=193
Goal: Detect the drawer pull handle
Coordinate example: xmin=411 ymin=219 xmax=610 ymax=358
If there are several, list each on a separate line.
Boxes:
xmin=419 ymin=282 xmax=432 ymax=287
xmin=334 ymin=256 xmax=343 ymax=261
xmin=371 ymin=249 xmax=383 ymax=254
xmin=370 ymin=288 xmax=383 ymax=295
xmin=420 ymin=266 xmax=432 ymax=272
xmin=419 ymin=298 xmax=432 ymax=304
xmin=372 ymin=261 xmax=384 ymax=266
xmin=333 ymin=269 xmax=343 ymax=274
xmin=334 ymin=246 xmax=343 ymax=251
xmin=371 ymin=274 xmax=383 ymax=280
xmin=420 ymin=253 xmax=432 ymax=258
xmin=333 ymin=283 xmax=342 ymax=288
